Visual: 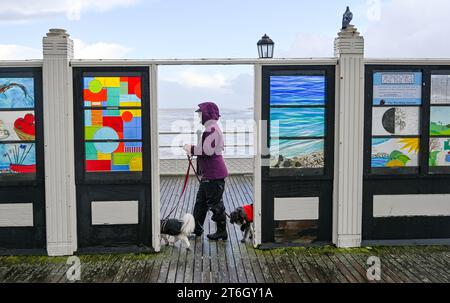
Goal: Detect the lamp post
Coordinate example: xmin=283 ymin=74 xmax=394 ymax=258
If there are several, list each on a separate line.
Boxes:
xmin=257 ymin=34 xmax=274 ymax=58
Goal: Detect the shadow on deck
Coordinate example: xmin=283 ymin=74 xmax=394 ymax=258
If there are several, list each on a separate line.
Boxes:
xmin=1 ymin=176 xmax=450 ymax=283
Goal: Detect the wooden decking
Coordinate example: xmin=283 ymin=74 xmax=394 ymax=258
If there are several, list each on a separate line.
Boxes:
xmin=1 ymin=175 xmax=450 ymax=283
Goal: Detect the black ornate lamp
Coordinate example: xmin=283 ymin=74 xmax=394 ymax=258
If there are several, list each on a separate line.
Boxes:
xmin=257 ymin=34 xmax=274 ymax=58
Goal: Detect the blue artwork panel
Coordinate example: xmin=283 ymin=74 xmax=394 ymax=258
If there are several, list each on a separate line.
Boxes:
xmin=0 ymin=143 xmax=36 ymax=174
xmin=373 ymin=72 xmax=422 ymax=105
xmin=0 ymin=78 xmax=35 ymax=109
xmin=270 ymin=107 xmax=325 ymax=138
xmin=270 ymin=75 xmax=326 ymax=106
xmin=270 ymin=139 xmax=324 ymax=168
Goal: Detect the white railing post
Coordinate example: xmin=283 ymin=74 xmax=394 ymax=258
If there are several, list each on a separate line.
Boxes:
xmin=333 ymin=25 xmax=365 ymax=248
xmin=42 ymin=29 xmax=77 ymax=256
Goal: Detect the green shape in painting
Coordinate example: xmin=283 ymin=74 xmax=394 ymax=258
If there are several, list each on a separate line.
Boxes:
xmin=85 ymin=126 xmax=101 ymax=140
xmin=120 ymin=81 xmax=128 ymax=95
xmin=85 ymin=142 xmax=98 ymax=160
xmin=429 ymin=151 xmax=440 ymax=167
xmin=112 ymin=152 xmax=141 ymax=166
xmin=88 ymin=79 xmax=103 ymax=94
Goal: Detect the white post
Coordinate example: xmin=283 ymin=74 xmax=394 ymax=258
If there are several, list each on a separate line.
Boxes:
xmin=333 ymin=25 xmax=365 ymax=248
xmin=253 ymin=63 xmax=262 ymax=247
xmin=42 ymin=29 xmax=77 ymax=256
xmin=150 ymin=64 xmax=161 ymax=252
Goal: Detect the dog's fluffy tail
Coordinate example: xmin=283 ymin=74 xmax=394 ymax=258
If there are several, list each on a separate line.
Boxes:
xmin=181 ymin=213 xmax=195 ymax=234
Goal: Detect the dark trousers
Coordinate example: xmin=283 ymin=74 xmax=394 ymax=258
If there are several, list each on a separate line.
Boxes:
xmin=193 ymin=179 xmax=226 ymax=233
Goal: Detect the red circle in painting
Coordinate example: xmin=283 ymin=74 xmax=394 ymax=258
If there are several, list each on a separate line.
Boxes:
xmin=122 ymin=111 xmax=134 ymax=122
xmin=135 ymin=82 xmax=142 ymax=99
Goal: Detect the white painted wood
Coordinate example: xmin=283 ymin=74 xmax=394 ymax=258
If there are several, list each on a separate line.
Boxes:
xmin=151 ymin=64 xmax=161 ymax=252
xmin=274 ymin=197 xmax=319 ymax=221
xmin=374 ymin=194 xmax=450 ymax=217
xmin=91 ymin=201 xmax=139 ymax=225
xmin=0 ymin=60 xmax=43 ymax=67
xmin=333 ymin=25 xmax=365 ymax=248
xmin=0 ymin=204 xmax=34 ymax=227
xmin=253 ymin=63 xmax=262 ymax=248
xmin=70 ymin=58 xmax=338 ymax=67
xmin=42 ymin=29 xmax=77 ymax=256
xmin=365 ymin=58 xmax=450 ymax=65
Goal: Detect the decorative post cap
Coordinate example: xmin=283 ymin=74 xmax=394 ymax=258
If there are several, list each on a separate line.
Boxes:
xmin=46 ymin=28 xmax=70 ymax=38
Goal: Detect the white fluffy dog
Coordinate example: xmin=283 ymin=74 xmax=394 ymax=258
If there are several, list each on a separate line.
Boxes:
xmin=160 ymin=213 xmax=195 ymax=249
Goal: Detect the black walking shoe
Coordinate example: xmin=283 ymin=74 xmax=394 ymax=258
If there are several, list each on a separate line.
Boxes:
xmin=207 ymin=222 xmax=228 ymax=241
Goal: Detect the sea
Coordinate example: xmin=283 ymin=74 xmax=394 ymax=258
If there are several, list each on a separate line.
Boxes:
xmin=159 ymin=108 xmax=254 ymax=159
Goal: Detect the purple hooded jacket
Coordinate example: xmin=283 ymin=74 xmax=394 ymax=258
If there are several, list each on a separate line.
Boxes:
xmin=191 ymin=102 xmax=229 ymax=180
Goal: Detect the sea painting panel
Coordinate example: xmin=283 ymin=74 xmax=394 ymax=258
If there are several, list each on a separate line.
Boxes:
xmin=0 ymin=143 xmax=36 ymax=174
xmin=373 ymin=72 xmax=422 ymax=105
xmin=270 ymin=107 xmax=325 ymax=138
xmin=270 ymin=139 xmax=324 ymax=169
xmin=431 ymin=75 xmax=450 ymax=104
xmin=429 ymin=138 xmax=450 ymax=167
xmin=0 ymin=111 xmax=35 ymax=142
xmin=372 ymin=107 xmax=420 ymax=136
xmin=371 ymin=138 xmax=419 ymax=168
xmin=270 ymin=75 xmax=326 ymax=106
xmin=430 ymin=107 xmax=450 ymax=136
xmin=85 ymin=141 xmax=143 ymax=173
xmin=0 ymin=78 xmax=35 ymax=109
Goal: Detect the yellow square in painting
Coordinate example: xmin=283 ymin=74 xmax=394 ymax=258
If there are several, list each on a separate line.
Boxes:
xmin=120 ymin=109 xmax=142 ymax=117
xmin=104 ymin=77 xmax=121 ymax=87
xmin=120 ymin=102 xmax=141 ymax=107
xmin=95 ymin=77 xmax=107 ymax=86
xmin=97 ymin=152 xmax=112 ymax=160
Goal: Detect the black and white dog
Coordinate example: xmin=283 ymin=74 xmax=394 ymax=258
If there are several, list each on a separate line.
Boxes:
xmin=229 ymin=204 xmax=254 ymax=243
xmin=160 ymin=214 xmax=195 ymax=249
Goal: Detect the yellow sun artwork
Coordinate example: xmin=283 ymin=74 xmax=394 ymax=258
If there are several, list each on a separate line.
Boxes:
xmin=399 ymin=138 xmax=420 ymax=154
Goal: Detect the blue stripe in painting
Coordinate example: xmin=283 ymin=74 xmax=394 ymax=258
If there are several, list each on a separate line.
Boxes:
xmin=270 ymin=107 xmax=325 ymax=137
xmin=270 ymin=75 xmax=326 ymax=106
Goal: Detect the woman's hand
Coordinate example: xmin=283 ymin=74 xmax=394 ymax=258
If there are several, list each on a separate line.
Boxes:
xmin=183 ymin=144 xmax=192 ymax=156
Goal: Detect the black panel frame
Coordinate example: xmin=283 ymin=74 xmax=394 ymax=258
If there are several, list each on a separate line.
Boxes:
xmin=73 ymin=67 xmax=152 ymax=252
xmin=363 ymin=65 xmax=450 ymax=242
xmin=0 ymin=67 xmax=46 ymax=252
xmin=261 ymin=65 xmax=335 ymax=245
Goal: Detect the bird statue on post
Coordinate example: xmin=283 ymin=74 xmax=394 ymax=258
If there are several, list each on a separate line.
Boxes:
xmin=342 ymin=6 xmax=353 ymax=29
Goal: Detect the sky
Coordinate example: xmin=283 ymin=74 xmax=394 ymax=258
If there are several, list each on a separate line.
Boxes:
xmin=1 ymin=0 xmax=450 ymax=109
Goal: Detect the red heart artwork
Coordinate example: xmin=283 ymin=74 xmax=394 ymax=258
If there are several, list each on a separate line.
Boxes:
xmin=14 ymin=113 xmax=35 ymax=140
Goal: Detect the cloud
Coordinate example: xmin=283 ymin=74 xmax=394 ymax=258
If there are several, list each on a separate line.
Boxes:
xmin=159 ymin=69 xmax=253 ymax=109
xmin=364 ymin=0 xmax=450 ymax=57
xmin=169 ymin=70 xmax=227 ymax=89
xmin=73 ymin=39 xmax=132 ymax=59
xmin=0 ymin=39 xmax=132 ymax=59
xmin=277 ymin=33 xmax=334 ymax=58
xmin=0 ymin=44 xmax=42 ymax=60
xmin=0 ymin=0 xmax=140 ymax=22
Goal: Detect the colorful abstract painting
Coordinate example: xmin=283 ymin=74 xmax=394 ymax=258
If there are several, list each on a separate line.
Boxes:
xmin=270 ymin=139 xmax=324 ymax=169
xmin=0 ymin=111 xmax=35 ymax=142
xmin=85 ymin=141 xmax=142 ymax=172
xmin=373 ymin=72 xmax=422 ymax=105
xmin=84 ymin=77 xmax=141 ymax=108
xmin=372 ymin=107 xmax=420 ymax=136
xmin=85 ymin=110 xmax=142 ymax=140
xmin=0 ymin=78 xmax=34 ymax=108
xmin=431 ymin=75 xmax=450 ymax=104
xmin=430 ymin=107 xmax=450 ymax=136
xmin=270 ymin=76 xmax=325 ymax=106
xmin=371 ymin=138 xmax=419 ymax=168
xmin=270 ymin=108 xmax=325 ymax=138
xmin=83 ymin=76 xmax=143 ymax=173
xmin=0 ymin=143 xmax=36 ymax=174
xmin=429 ymin=138 xmax=450 ymax=167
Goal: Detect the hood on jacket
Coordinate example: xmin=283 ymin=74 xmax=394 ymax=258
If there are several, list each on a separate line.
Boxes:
xmin=196 ymin=102 xmax=221 ymax=125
